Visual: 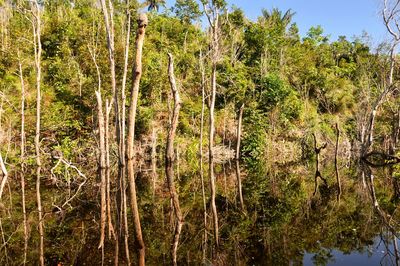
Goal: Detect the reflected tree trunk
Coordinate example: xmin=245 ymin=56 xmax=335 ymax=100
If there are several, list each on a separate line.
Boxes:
xmin=151 ymin=127 xmax=157 ymax=198
xmin=394 ymin=234 xmax=400 ymax=266
xmin=335 ymin=123 xmax=342 ymax=200
xmin=362 ymin=162 xmax=399 ymax=238
xmin=235 ymin=160 xmax=244 ymax=210
xmin=166 ymin=53 xmax=183 ymax=266
xmin=313 ymin=133 xmax=327 ymax=196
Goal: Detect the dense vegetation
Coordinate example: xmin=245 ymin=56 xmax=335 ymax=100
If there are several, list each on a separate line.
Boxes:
xmin=0 ymin=0 xmax=399 ymax=265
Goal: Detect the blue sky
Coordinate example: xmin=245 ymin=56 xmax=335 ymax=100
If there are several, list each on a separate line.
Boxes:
xmin=165 ymin=0 xmax=389 ymax=45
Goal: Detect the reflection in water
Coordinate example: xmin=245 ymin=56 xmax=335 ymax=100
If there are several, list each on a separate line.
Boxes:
xmin=304 ymin=234 xmax=399 ymax=266
xmin=1 ymin=156 xmax=400 ymax=265
xmin=235 ymin=160 xmax=244 ymax=210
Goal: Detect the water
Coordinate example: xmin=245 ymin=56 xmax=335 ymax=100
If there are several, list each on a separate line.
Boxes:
xmin=0 ymin=158 xmax=399 ymax=265
xmin=303 ymin=236 xmax=399 ymax=266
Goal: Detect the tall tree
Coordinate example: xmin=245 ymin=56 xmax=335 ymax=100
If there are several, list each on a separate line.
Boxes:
xmin=30 ymin=0 xmax=44 ymax=264
xmin=126 ymin=13 xmax=148 ymax=266
xmin=202 ymin=0 xmax=226 ymax=248
xmin=362 ymin=0 xmax=400 ymax=155
xmin=165 ymin=53 xmax=183 ymax=266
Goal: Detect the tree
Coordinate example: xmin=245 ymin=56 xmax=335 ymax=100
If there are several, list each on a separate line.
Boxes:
xmin=201 ymin=0 xmax=226 ymax=248
xmin=126 ymin=13 xmax=148 ymax=266
xmin=361 ymin=0 xmax=400 ymax=156
xmin=174 ymin=0 xmax=201 ymax=24
xmin=165 ymin=53 xmax=183 ymax=266
xmin=145 ymin=0 xmax=166 ymax=12
xmin=30 ymin=1 xmax=45 ymax=264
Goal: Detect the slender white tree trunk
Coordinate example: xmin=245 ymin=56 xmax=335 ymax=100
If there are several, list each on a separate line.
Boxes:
xmin=30 ymin=1 xmax=44 ymax=264
xmin=166 ymin=53 xmax=183 ymax=266
xmin=18 ymin=55 xmax=28 ymax=265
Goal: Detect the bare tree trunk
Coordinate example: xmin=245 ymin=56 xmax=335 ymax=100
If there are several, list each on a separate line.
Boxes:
xmin=0 ymin=153 xmax=7 ymax=199
xmin=391 ymin=108 xmax=400 ymax=154
xmin=91 ymin=35 xmax=108 ymax=248
xmin=105 ymin=100 xmax=115 ymax=240
xmin=121 ymin=2 xmax=131 ymax=263
xmin=100 ymin=0 xmax=121 ymax=155
xmin=235 ymin=104 xmax=244 ymax=209
xmin=18 ymin=55 xmax=28 ymax=265
xmin=95 ymin=91 xmax=107 ymax=249
xmin=199 ymin=50 xmax=208 ymax=261
xmin=394 ymin=234 xmax=400 ymax=265
xmin=235 ymin=104 xmax=244 ymax=160
xmin=166 ymin=53 xmax=183 ymax=266
xmin=100 ymin=3 xmax=121 ymax=257
xmin=31 ymin=1 xmax=44 ymax=264
xmin=202 ymin=1 xmax=221 ymax=248
xmin=0 ymin=98 xmax=7 ymax=199
xmin=363 ymin=3 xmax=400 ymax=155
xmin=209 ymin=62 xmax=219 ymax=247
xmin=126 ymin=14 xmax=148 ymax=266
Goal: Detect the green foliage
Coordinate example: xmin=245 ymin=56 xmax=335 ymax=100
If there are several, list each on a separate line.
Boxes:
xmin=279 ymin=90 xmax=303 ymax=123
xmin=136 ymin=106 xmax=154 ymax=139
xmin=173 ymin=0 xmax=201 ymax=23
xmin=258 ymin=74 xmax=291 ymax=112
xmin=0 ymin=2 xmax=399 ymax=264
xmin=303 ymin=25 xmax=329 ymax=45
xmin=242 ymin=107 xmax=268 ymax=164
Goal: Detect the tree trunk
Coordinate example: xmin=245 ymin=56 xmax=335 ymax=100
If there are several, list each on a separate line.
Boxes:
xmin=209 ymin=60 xmax=219 ymax=247
xmin=105 ymin=100 xmax=115 ymax=240
xmin=126 ymin=13 xmax=147 ymax=266
xmin=100 ymin=0 xmax=122 ymax=159
xmin=0 ymin=153 xmax=7 ymax=199
xmin=166 ymin=53 xmax=183 ymax=266
xmin=90 ymin=31 xmax=109 ymax=248
xmin=199 ymin=50 xmax=208 ymax=261
xmin=0 ymin=99 xmax=7 ymax=199
xmin=235 ymin=104 xmax=244 ymax=160
xmin=18 ymin=55 xmax=28 ymax=265
xmin=362 ymin=42 xmax=397 ymax=156
xmin=121 ymin=2 xmax=131 ymax=261
xmin=201 ymin=2 xmax=221 ymax=248
xmin=31 ymin=1 xmax=44 ymax=264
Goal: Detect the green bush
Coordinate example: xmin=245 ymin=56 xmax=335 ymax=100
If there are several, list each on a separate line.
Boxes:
xmin=242 ymin=108 xmax=268 ymax=164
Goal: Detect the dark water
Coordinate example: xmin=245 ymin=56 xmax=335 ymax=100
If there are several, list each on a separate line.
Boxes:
xmin=1 ymin=158 xmax=399 ymax=265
